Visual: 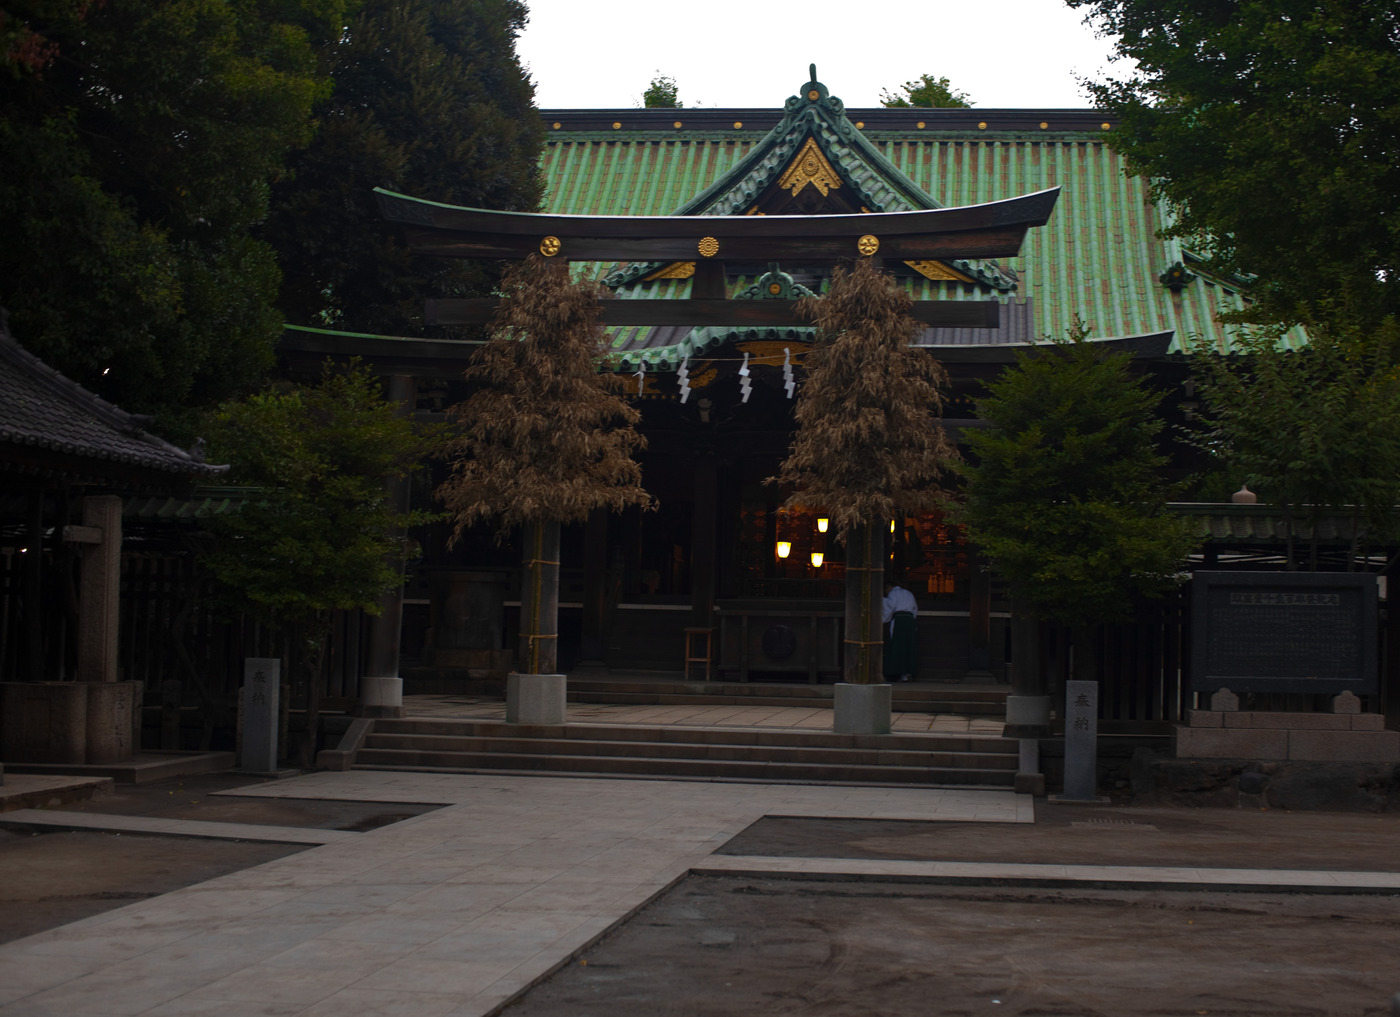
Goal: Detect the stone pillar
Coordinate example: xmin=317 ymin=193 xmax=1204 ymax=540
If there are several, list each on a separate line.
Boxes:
xmin=77 ymin=495 xmax=122 ymax=683
xmin=361 ymin=374 xmax=413 ymax=718
xmin=1059 ymin=679 xmax=1104 ymax=802
xmin=240 ymin=658 xmax=281 ymax=772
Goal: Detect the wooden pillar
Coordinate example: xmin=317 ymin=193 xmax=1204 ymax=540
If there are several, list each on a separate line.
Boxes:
xmin=76 ymin=494 xmax=122 ymax=683
xmin=690 ymin=449 xmax=717 ymax=628
xmin=579 ymin=507 xmax=608 ymax=663
xmin=842 ymin=521 xmax=885 ymax=684
xmin=361 ymin=374 xmax=413 ymax=717
xmin=519 ymin=519 xmax=561 ymax=675
xmin=965 ymin=543 xmax=993 ymax=680
xmin=24 ymin=490 xmax=44 ymax=680
xmin=691 ymin=260 xmax=726 ymax=299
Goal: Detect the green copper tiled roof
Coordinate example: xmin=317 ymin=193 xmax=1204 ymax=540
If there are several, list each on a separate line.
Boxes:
xmin=539 ymin=77 xmax=1306 ymax=358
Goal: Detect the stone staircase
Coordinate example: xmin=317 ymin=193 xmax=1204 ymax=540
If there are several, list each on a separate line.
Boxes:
xmin=564 ymin=676 xmax=1009 ymax=717
xmin=354 ymin=718 xmax=1019 ymax=788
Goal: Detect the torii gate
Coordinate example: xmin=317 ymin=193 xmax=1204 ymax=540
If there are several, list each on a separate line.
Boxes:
xmin=364 ymin=185 xmax=1061 ymax=725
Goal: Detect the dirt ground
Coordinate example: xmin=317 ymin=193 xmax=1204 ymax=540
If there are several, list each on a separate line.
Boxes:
xmin=3 ymin=775 xmax=1400 ymax=1015
xmin=506 ymin=876 xmax=1400 ymax=1017
xmin=502 ymin=804 xmax=1400 ymax=1017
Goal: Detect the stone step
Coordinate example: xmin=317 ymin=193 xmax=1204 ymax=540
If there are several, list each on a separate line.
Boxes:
xmin=565 ymin=680 xmax=1008 ymax=715
xmin=359 ymin=719 xmax=1017 ymax=788
xmin=354 ymin=749 xmax=1016 ymax=787
xmin=373 ymin=718 xmax=1015 ymax=753
xmin=366 ymin=732 xmax=1016 ymax=770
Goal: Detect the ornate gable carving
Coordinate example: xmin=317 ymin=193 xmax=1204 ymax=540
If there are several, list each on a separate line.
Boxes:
xmin=775 ymin=138 xmax=843 ymax=198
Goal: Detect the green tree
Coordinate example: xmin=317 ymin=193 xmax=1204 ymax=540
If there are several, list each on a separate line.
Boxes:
xmin=957 ymin=328 xmax=1194 ymax=627
xmin=0 ymin=0 xmax=344 ymax=434
xmin=641 ymin=73 xmax=681 ymax=108
xmin=773 ymin=257 xmax=958 ymax=685
xmin=203 ymin=362 xmax=446 ymax=765
xmin=1068 ymin=0 xmax=1400 ymax=331
xmin=436 ymin=256 xmax=651 ymax=675
xmin=263 ymin=0 xmax=545 ymax=337
xmin=1190 ymin=320 xmax=1400 ymax=570
xmin=880 ymin=73 xmax=972 ymax=109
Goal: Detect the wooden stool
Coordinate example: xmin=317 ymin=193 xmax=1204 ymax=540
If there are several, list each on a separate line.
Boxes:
xmin=683 ymin=626 xmax=715 ymax=682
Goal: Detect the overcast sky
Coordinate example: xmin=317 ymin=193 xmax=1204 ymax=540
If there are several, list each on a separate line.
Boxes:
xmin=516 ymin=0 xmax=1122 ymax=111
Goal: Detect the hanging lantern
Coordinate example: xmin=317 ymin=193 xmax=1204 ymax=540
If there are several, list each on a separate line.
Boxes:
xmin=890 ymin=519 xmax=896 ymax=533
xmin=816 ymin=517 xmax=829 ymax=533
xmin=776 ymin=541 xmax=792 ymax=559
xmin=810 ymin=552 xmax=824 ymax=568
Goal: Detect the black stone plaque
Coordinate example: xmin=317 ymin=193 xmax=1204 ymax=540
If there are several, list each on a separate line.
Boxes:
xmin=1190 ymin=571 xmax=1378 ymax=694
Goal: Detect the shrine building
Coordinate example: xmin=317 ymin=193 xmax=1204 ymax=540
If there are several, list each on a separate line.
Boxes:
xmin=290 ymin=69 xmax=1290 ymax=699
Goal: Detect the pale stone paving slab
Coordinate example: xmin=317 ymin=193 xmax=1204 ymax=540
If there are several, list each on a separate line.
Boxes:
xmin=0 ymin=809 xmax=355 ymax=845
xmin=0 ymin=773 xmax=1026 ymax=1016
xmin=694 ymin=854 xmax=1400 ymax=893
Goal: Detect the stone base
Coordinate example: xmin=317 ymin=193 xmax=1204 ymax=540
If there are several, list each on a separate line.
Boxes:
xmin=506 ymin=673 xmax=566 ymax=726
xmin=833 ymin=683 xmax=891 ymax=736
xmin=1177 ymin=713 xmax=1399 ymax=762
xmin=359 ymin=676 xmax=403 ymax=719
xmin=1005 ymin=695 xmax=1052 ymax=727
xmin=0 ymin=682 xmax=140 ymax=765
xmin=1014 ymin=772 xmax=1046 ymax=795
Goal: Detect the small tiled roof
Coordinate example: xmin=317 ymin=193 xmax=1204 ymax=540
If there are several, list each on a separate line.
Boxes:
xmin=0 ymin=313 xmax=227 ymax=483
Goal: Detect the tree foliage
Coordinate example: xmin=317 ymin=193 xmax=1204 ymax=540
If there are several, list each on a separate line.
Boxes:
xmin=1069 ymin=0 xmax=1400 ymax=331
xmin=641 ymin=73 xmax=681 ymax=108
xmin=437 ymin=256 xmax=652 ymax=535
xmin=1190 ymin=320 xmax=1400 ymax=568
xmin=0 ymin=0 xmax=344 ymax=433
xmin=773 ymin=257 xmax=958 ymax=538
xmin=880 ymin=73 xmax=972 ymax=109
xmin=263 ymin=0 xmax=544 ymax=337
xmin=203 ymin=362 xmax=447 ymax=625
xmin=957 ymin=328 xmax=1194 ymax=625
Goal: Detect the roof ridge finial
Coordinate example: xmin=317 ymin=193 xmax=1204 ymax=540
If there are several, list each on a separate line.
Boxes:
xmin=809 ymin=63 xmax=816 ymax=83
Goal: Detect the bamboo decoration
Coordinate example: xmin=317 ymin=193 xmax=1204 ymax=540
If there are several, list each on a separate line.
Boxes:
xmin=773 ymin=257 xmax=957 ymax=683
xmin=437 ymin=255 xmax=653 ymax=674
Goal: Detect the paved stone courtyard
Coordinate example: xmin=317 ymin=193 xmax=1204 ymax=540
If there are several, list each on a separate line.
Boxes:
xmin=1 ymin=766 xmax=1398 ymax=1016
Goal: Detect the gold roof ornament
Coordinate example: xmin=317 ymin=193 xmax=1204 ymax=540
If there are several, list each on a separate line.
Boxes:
xmin=905 ymin=259 xmax=975 ymax=283
xmin=539 ymin=236 xmax=562 ymax=257
xmin=776 ymin=137 xmax=843 ymax=198
xmin=698 ymin=237 xmax=719 ymax=258
xmin=857 ymin=234 xmax=880 ymax=256
xmin=643 ymin=262 xmax=696 ymax=281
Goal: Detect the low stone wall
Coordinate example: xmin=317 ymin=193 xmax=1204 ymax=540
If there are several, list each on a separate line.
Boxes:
xmin=1130 ymin=749 xmax=1400 ymax=811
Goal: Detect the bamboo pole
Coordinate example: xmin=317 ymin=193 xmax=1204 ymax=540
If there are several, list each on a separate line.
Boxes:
xmin=842 ymin=521 xmax=885 ymax=684
xmin=519 ymin=519 xmax=561 ymax=675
